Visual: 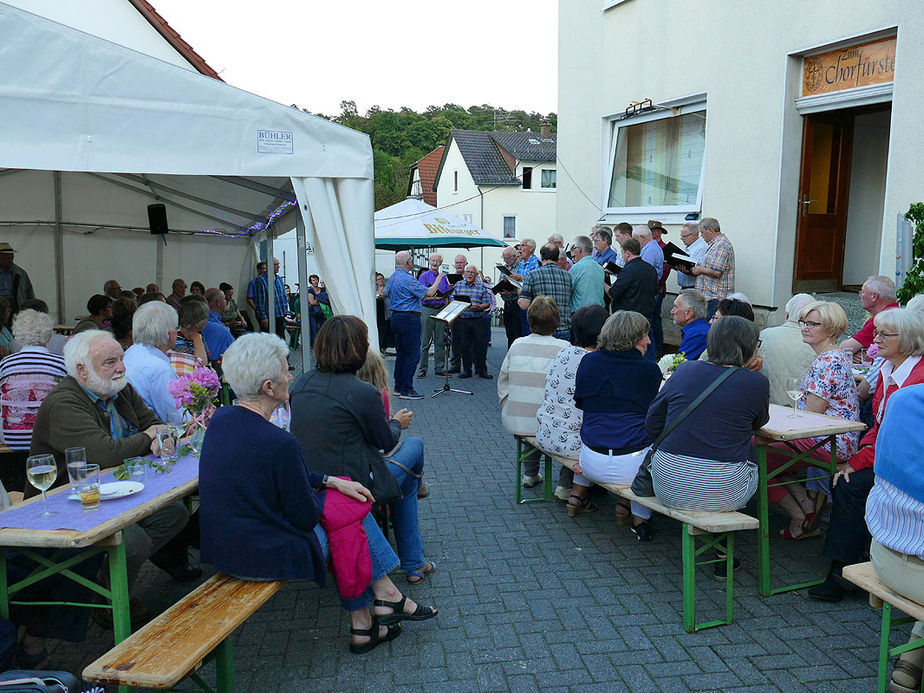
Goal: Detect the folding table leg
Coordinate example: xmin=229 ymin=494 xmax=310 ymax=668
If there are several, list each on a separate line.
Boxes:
xmin=681 ymin=527 xmax=696 ymax=633
xmin=107 ymin=539 xmax=131 ymax=645
xmin=215 ymin=637 xmax=235 ymax=693
xmin=878 ymin=602 xmax=892 ymax=693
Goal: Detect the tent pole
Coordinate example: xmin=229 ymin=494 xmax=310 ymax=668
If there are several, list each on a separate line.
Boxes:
xmin=155 ymin=234 xmax=164 ymax=292
xmin=295 ymin=214 xmax=311 ymax=374
xmin=52 ymin=172 xmax=65 ymax=324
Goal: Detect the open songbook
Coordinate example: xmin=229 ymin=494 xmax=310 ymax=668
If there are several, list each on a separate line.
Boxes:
xmin=661 ymin=242 xmax=696 ymax=270
xmin=491 ymin=275 xmax=522 ymax=294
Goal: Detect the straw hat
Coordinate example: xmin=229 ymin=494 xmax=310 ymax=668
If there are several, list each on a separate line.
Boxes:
xmin=0 ymin=243 xmax=15 ymax=253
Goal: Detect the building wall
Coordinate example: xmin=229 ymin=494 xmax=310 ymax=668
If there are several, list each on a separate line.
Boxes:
xmin=558 ymin=0 xmax=924 ymax=308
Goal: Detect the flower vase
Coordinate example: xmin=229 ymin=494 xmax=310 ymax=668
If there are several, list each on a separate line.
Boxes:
xmin=187 ymin=424 xmax=207 ymax=454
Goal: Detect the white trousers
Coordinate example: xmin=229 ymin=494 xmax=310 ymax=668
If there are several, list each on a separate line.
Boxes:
xmin=574 ymin=444 xmax=652 ymax=520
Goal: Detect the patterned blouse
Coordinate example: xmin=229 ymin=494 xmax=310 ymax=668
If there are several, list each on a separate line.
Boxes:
xmin=799 ymin=349 xmax=860 ymax=461
xmin=536 ymin=345 xmax=589 ymax=459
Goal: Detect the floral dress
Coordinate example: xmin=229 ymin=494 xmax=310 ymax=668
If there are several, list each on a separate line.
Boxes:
xmin=536 ymin=345 xmax=589 ymax=459
xmin=799 ymin=349 xmax=860 ymax=461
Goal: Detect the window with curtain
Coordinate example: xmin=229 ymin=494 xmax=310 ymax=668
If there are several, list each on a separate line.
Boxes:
xmin=606 ymin=110 xmax=706 ymax=211
xmin=541 ymin=169 xmax=557 ymax=189
xmin=503 ymin=216 xmax=517 ymax=239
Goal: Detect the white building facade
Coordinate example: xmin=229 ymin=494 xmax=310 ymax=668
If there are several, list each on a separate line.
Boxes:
xmin=557 ymin=0 xmax=923 ymax=310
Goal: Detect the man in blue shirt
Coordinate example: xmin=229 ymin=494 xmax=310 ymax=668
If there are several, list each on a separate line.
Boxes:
xmin=511 ymin=240 xmax=541 ymax=337
xmin=202 ymin=288 xmax=235 ymax=360
xmin=671 ymin=290 xmax=711 ymax=360
xmin=385 ymin=251 xmax=445 ymax=399
xmin=591 ymin=228 xmax=620 ymax=268
xmin=251 ymin=258 xmax=287 ymax=339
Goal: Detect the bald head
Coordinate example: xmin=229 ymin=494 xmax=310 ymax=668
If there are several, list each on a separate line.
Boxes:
xmin=395 ymin=251 xmax=412 ymax=269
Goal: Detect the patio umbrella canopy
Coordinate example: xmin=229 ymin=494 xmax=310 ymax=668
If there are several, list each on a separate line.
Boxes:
xmin=374 ymin=198 xmax=506 ymax=249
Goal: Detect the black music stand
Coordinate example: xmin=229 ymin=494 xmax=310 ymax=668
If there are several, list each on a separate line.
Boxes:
xmin=431 ymin=301 xmax=473 ymax=398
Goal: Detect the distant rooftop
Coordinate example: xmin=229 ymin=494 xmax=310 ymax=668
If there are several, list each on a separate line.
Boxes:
xmin=441 ymin=129 xmax=557 ymax=187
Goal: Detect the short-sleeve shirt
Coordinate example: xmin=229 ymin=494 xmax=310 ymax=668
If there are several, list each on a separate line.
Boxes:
xmin=695 ymin=233 xmax=736 ymax=301
xmin=799 ymin=349 xmax=861 ymax=461
xmin=519 ymin=263 xmax=573 ymax=331
xmin=852 ymin=303 xmax=900 ymax=347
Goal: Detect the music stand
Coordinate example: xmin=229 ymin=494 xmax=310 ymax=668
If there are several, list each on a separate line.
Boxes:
xmin=431 ymin=301 xmax=474 ymax=398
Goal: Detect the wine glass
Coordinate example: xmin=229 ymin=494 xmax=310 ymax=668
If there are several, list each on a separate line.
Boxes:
xmin=65 ymin=447 xmax=87 ymax=495
xmin=26 ymin=454 xmax=58 ymax=517
xmin=785 ymin=376 xmax=804 ymax=419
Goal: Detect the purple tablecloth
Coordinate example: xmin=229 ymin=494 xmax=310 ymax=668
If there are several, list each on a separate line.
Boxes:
xmin=0 ymin=454 xmax=199 ymax=532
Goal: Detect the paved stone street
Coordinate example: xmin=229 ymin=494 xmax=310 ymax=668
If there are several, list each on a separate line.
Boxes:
xmin=50 ymin=328 xmax=902 ymax=692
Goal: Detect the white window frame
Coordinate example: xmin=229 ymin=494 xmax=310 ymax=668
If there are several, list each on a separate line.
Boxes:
xmin=540 ymin=168 xmax=557 ymax=190
xmin=502 ymin=215 xmax=517 ymax=240
xmin=601 ymin=95 xmax=707 ymax=224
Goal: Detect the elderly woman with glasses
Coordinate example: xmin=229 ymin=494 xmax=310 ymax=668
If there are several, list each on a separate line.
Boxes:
xmin=808 ymin=307 xmax=924 ymax=602
xmin=200 ymin=333 xmax=436 ymax=654
xmin=762 ymin=301 xmax=861 ymax=540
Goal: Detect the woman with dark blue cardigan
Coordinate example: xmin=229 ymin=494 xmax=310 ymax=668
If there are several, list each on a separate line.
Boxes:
xmin=199 ymin=333 xmax=436 ymax=654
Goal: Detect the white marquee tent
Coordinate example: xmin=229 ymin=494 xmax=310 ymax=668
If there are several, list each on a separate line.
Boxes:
xmin=0 ymin=3 xmax=377 ymax=365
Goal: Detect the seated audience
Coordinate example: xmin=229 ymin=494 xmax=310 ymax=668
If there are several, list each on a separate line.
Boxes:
xmin=139 ymin=291 xmax=165 ymax=305
xmin=0 ymin=299 xmax=13 ymax=358
xmin=700 ymin=297 xmax=762 ymax=369
xmin=72 ymin=294 xmax=111 ymax=334
xmin=760 ymin=293 xmax=817 ymax=406
xmin=132 ymin=287 xmax=145 ymax=298
xmin=498 ymin=296 xmax=570 ymax=489
xmin=30 ymin=330 xmax=194 ymax=593
xmin=146 ymin=282 xmax=160 ymax=294
xmin=189 ymin=281 xmax=205 ymax=297
xmin=809 ymin=307 xmax=924 ymax=601
xmin=763 ymin=301 xmax=860 ymax=539
xmin=670 ymin=289 xmax=710 ymax=360
xmin=200 ymin=332 xmax=436 ymax=654
xmin=173 ymin=295 xmax=211 ymax=369
xmin=103 ymin=279 xmax=122 ymax=300
xmin=647 ymin=316 xmax=770 ymax=512
xmin=290 ymin=317 xmax=436 ymax=586
xmin=0 ymin=309 xmax=67 ymax=492
xmin=353 ymin=346 xmax=435 ymax=579
xmin=166 ymin=278 xmax=186 ymax=311
xmin=8 ymin=299 xmax=66 ymax=355
xmin=110 ymin=296 xmax=136 ymax=350
xmin=123 ymin=301 xmax=184 ymax=425
xmin=202 ymin=288 xmax=235 ymax=361
xmin=119 ymin=290 xmax=139 ymax=307
xmin=536 ymin=305 xmax=609 ymax=501
xmin=865 ymin=384 xmax=924 ymax=693
xmin=572 ymin=311 xmax=662 ymax=538
xmin=219 ymin=282 xmax=248 ymax=337
xmin=840 ymin=275 xmax=899 ymax=358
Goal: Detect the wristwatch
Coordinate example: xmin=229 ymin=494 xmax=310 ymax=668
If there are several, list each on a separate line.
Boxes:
xmin=321 ymin=474 xmax=330 ymax=488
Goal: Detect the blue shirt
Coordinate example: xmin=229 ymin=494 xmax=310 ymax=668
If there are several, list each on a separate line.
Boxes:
xmin=516 ymin=255 xmax=540 ymax=276
xmin=123 ymin=343 xmax=183 ymax=425
xmin=0 ymin=268 xmax=12 ymax=299
xmin=569 ymin=256 xmax=605 ymax=313
xmin=640 ymin=240 xmax=664 ymax=278
xmin=252 ymin=273 xmax=287 ymax=319
xmin=677 ymin=237 xmax=708 ymax=289
xmin=453 ymin=280 xmax=492 ymax=318
xmin=385 ymin=268 xmax=428 ymax=312
xmin=678 ymin=318 xmax=710 ymax=360
xmin=202 ymin=311 xmax=235 ymax=360
xmin=79 ymin=385 xmax=137 ymax=440
xmin=593 ymin=247 xmax=620 ymax=267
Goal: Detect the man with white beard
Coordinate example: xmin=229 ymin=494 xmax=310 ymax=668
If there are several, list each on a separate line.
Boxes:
xmin=29 ymin=330 xmax=196 ymax=599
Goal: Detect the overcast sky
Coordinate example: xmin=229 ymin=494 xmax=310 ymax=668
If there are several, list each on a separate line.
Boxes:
xmin=153 ymin=0 xmax=558 ymax=117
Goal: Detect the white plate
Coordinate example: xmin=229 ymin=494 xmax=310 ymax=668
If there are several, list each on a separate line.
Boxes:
xmin=68 ymin=481 xmax=144 ymax=501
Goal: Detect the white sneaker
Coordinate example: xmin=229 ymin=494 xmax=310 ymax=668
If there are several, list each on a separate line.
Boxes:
xmin=553 ymin=485 xmax=571 ymax=502
xmin=522 ymin=473 xmax=543 ymax=488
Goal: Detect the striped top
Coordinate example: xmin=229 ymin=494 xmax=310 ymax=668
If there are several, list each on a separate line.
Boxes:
xmin=0 ymin=346 xmax=67 ymax=450
xmin=866 ymin=478 xmax=924 ymax=560
xmin=498 ymin=334 xmax=570 ymax=436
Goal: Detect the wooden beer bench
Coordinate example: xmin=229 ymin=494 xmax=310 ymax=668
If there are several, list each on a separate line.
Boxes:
xmin=518 ymin=436 xmax=759 ymax=632
xmin=842 ymin=562 xmax=924 ymax=693
xmin=83 ymin=573 xmax=285 ymax=692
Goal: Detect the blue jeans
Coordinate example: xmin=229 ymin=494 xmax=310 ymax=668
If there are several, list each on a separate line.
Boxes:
xmin=385 ymin=436 xmax=426 ymax=572
xmin=314 ymin=513 xmax=399 ymax=611
xmin=390 ymin=311 xmax=421 ymax=394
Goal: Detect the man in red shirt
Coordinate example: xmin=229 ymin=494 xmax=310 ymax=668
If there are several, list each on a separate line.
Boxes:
xmin=839 ymin=275 xmax=899 ymax=357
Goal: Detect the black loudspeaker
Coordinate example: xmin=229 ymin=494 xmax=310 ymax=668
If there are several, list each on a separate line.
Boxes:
xmin=147 ymin=203 xmax=168 ymax=235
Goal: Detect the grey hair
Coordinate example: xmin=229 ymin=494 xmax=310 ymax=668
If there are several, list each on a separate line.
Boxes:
xmin=63 ymin=329 xmax=114 ymax=378
xmin=572 ymin=235 xmax=592 ymax=254
xmin=865 ymin=275 xmax=897 ymax=302
xmin=874 ymin=308 xmax=924 ymax=357
xmin=632 ymin=224 xmax=652 ymax=241
xmin=907 ymin=294 xmax=924 ymax=314
xmin=590 ymin=225 xmax=609 ymax=237
xmin=178 ymin=296 xmax=210 ymax=328
xmin=103 ymin=279 xmax=120 ymax=294
xmin=11 ymin=309 xmax=53 ymax=347
xmin=676 ymin=290 xmax=708 ymax=321
xmin=598 ymin=310 xmax=650 ymax=352
xmin=132 ymin=301 xmax=178 ymax=348
xmin=680 ymin=222 xmax=699 ymax=235
xmin=548 ymin=233 xmax=564 ymax=244
xmin=785 ymin=293 xmax=815 ymax=322
xmin=221 ymin=333 xmax=290 ymax=401
xmin=707 ymin=315 xmax=759 ymax=367
xmin=701 ymin=217 xmax=721 ymax=233
xmin=521 ymin=238 xmax=537 ymax=250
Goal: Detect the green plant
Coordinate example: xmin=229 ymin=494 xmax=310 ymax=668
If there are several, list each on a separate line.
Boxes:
xmin=898 ymin=202 xmax=924 ymax=304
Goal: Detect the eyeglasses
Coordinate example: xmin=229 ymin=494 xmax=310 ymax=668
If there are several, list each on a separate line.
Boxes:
xmin=873 ymin=329 xmax=899 ymax=339
xmin=797 ymin=320 xmax=822 ymax=328
xmin=755 ymin=339 xmax=762 ymax=349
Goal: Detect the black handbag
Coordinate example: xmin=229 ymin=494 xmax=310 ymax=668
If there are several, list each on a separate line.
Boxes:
xmin=0 ymin=671 xmax=93 ymax=693
xmin=631 ymin=366 xmax=739 ymax=497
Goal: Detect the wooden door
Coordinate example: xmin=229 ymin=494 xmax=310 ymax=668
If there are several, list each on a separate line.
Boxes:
xmin=793 ymin=113 xmax=853 ymax=292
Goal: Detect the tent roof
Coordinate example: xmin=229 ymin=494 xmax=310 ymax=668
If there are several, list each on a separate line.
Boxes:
xmin=374 ymin=198 xmax=506 ymax=249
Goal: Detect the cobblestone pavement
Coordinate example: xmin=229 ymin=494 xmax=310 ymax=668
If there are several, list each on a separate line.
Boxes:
xmin=49 ymin=329 xmax=903 ymax=691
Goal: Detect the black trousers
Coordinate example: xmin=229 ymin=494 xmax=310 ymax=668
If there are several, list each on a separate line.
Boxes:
xmin=823 ymin=467 xmax=875 ymax=564
xmin=456 ymin=317 xmax=487 ymax=374
xmin=502 ymin=300 xmax=522 ymax=349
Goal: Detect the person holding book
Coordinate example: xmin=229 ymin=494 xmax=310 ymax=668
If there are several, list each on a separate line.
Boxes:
xmin=674 ymin=222 xmax=708 ymax=290
xmin=417 ymin=253 xmax=452 ymax=378
xmin=498 ymin=246 xmax=523 ymax=349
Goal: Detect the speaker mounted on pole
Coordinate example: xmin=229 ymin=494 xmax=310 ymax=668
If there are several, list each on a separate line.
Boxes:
xmin=147 ymin=203 xmax=168 ymax=235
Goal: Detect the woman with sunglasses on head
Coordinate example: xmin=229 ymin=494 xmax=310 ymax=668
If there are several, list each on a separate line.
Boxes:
xmin=762 ymin=301 xmax=860 ymax=540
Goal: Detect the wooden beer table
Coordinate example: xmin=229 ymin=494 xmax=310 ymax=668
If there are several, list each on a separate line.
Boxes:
xmin=0 ymin=455 xmax=198 ymax=673
xmin=754 ymin=404 xmax=866 ymax=596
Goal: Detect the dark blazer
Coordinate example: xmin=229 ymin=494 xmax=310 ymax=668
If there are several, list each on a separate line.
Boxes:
xmin=199 ymin=406 xmax=327 ymax=582
xmin=29 ymin=375 xmax=161 ymax=493
xmin=289 ymin=370 xmax=402 ymax=504
xmin=608 ymin=257 xmax=659 ymax=317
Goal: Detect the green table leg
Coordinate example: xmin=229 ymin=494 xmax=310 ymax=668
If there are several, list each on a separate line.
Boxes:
xmin=681 ymin=527 xmax=696 ymax=633
xmin=877 ymin=601 xmax=891 ymax=693
xmin=757 ymin=444 xmax=771 ymax=596
xmin=107 ymin=540 xmax=131 ymax=645
xmin=0 ymin=548 xmax=8 ymax=621
xmin=215 ymin=637 xmax=235 ymax=693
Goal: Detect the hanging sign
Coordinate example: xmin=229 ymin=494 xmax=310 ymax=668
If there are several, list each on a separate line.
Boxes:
xmin=802 ymin=35 xmax=896 ymax=97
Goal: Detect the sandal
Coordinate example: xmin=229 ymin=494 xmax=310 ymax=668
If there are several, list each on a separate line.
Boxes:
xmin=613 ymin=501 xmax=631 ymax=526
xmin=779 ymin=520 xmax=821 ymax=541
xmin=349 ymin=617 xmax=402 ymax=654
xmin=406 ymin=561 xmax=437 ymax=585
xmin=374 ymin=595 xmax=438 ymax=626
xmin=567 ymin=494 xmax=598 ymax=518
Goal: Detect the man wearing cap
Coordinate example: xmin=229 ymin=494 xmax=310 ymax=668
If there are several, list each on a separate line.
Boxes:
xmin=0 ymin=243 xmax=34 ymax=314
